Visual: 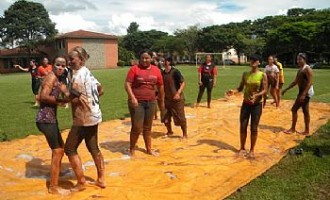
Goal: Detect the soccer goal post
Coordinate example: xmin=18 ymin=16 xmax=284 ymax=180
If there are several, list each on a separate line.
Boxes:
xmin=195 ymin=52 xmax=226 ymax=69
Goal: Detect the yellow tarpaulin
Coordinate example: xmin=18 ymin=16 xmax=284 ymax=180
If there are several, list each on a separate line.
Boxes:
xmin=1 ymin=97 xmax=330 ymax=200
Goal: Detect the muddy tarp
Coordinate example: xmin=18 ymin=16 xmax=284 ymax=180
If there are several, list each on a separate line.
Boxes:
xmin=1 ymin=97 xmax=329 ymax=200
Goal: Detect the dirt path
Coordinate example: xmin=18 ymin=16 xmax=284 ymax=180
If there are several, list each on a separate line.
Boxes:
xmin=1 ymin=97 xmax=329 ymax=200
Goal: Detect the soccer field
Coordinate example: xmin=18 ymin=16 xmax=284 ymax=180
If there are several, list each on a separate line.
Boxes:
xmin=1 ymin=65 xmax=330 ymax=140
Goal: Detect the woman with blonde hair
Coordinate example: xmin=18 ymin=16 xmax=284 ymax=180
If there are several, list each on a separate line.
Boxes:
xmin=64 ymin=46 xmax=105 ymax=191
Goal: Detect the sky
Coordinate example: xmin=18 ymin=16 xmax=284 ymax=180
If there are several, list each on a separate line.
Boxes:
xmin=0 ymin=0 xmax=329 ymax=35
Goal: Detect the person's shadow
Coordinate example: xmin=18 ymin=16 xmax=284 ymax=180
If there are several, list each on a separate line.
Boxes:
xmin=190 ymin=139 xmax=237 ymax=153
xmin=259 ymin=124 xmax=285 ymax=133
xmin=25 ymin=158 xmax=94 ymax=190
xmin=100 ymin=140 xmax=130 ymax=155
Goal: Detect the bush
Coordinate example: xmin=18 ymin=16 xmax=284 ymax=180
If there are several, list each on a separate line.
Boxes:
xmin=117 ymin=60 xmax=125 ymax=67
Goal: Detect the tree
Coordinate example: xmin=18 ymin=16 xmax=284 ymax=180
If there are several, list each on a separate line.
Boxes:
xmin=121 ymin=29 xmax=168 ymax=57
xmin=127 ymin=22 xmax=139 ymax=34
xmin=315 ymin=20 xmax=330 ymax=64
xmin=175 ymin=25 xmax=200 ymax=59
xmin=287 ymin=8 xmax=315 ymax=17
xmin=153 ymin=35 xmax=185 ymax=55
xmin=266 ymin=21 xmax=318 ymax=64
xmin=2 ymin=0 xmax=57 ymax=55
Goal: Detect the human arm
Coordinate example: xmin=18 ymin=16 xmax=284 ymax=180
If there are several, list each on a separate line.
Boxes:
xmin=251 ymin=73 xmax=268 ymax=103
xmin=39 ymin=74 xmax=69 ymax=104
xmin=173 ymin=81 xmax=185 ymax=100
xmin=14 ymin=65 xmax=29 ymax=72
xmin=212 ymin=66 xmax=217 ymax=87
xmin=282 ymin=72 xmax=298 ymax=95
xmin=226 ymin=72 xmax=245 ymax=96
xmin=198 ymin=66 xmax=203 ymax=86
xmin=97 ymin=84 xmax=104 ymax=96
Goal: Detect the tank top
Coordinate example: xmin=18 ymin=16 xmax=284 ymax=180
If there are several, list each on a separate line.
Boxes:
xmin=36 ymin=81 xmax=61 ymax=123
xmin=243 ymin=71 xmax=264 ymax=104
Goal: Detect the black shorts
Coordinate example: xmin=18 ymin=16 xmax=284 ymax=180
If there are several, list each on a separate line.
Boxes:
xmin=36 ymin=122 xmax=64 ymax=149
xmin=292 ymin=96 xmax=310 ymax=113
xmin=32 ymin=78 xmax=40 ymax=95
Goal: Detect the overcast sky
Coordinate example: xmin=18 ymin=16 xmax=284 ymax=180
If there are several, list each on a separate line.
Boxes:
xmin=0 ymin=0 xmax=329 ymax=35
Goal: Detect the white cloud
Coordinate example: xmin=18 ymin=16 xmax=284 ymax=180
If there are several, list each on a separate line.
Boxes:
xmin=50 ymin=13 xmax=99 ymax=33
xmin=0 ymin=0 xmax=329 ymax=35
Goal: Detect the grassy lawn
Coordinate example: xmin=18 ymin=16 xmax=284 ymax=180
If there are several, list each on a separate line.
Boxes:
xmin=1 ymin=65 xmax=330 ymax=199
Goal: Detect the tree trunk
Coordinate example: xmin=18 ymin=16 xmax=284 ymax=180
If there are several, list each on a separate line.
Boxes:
xmin=237 ymin=50 xmax=241 ymax=65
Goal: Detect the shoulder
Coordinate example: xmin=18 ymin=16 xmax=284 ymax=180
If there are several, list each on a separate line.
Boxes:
xmin=44 ymin=72 xmax=56 ymax=84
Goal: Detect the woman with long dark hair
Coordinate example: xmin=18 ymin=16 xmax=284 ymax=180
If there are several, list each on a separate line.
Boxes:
xmin=125 ymin=50 xmax=165 ymax=157
xmin=36 ymin=56 xmax=70 ymax=195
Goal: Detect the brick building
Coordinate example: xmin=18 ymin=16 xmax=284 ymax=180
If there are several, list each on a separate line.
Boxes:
xmin=0 ymin=30 xmax=118 ymax=73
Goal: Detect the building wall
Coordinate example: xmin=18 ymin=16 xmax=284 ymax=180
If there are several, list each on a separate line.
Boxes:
xmin=82 ymin=39 xmax=106 ymax=69
xmin=105 ymin=40 xmax=118 ymax=68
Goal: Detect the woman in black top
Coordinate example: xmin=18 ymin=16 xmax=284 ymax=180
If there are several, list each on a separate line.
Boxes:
xmin=15 ymin=59 xmax=40 ymax=106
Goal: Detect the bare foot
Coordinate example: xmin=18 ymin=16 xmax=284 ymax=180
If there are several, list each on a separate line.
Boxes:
xmin=129 ymin=149 xmax=136 ymax=158
xmin=297 ymin=131 xmax=310 ymax=136
xmin=48 ymin=186 xmax=71 ymax=195
xmin=182 ymin=134 xmax=188 ymax=139
xmin=237 ymin=149 xmax=247 ymax=157
xmin=207 ymin=105 xmax=211 ymax=109
xmin=283 ymin=129 xmax=296 ymax=134
xmin=248 ymin=152 xmax=256 ymax=160
xmin=91 ymin=180 xmax=106 ymax=189
xmin=70 ymin=183 xmax=86 ymax=192
xmin=167 ymin=131 xmax=174 ymax=136
xmin=147 ymin=149 xmax=159 ymax=157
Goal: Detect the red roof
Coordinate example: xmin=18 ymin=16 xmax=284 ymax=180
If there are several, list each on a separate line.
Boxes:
xmin=56 ymin=30 xmax=117 ymax=40
xmin=0 ymin=48 xmax=41 ymax=57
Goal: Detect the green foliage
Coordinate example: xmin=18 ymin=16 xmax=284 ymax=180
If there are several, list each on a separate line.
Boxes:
xmin=127 ymin=22 xmax=139 ymax=34
xmin=1 ymin=0 xmax=57 ymax=52
xmin=122 ymin=27 xmax=168 ymax=57
xmin=117 ymin=60 xmax=126 ymax=67
xmin=118 ymin=46 xmax=135 ymax=65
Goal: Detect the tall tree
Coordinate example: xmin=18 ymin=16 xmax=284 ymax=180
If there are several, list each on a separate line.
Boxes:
xmin=175 ymin=25 xmax=200 ymax=59
xmin=2 ymin=0 xmax=57 ymax=54
xmin=127 ymin=22 xmax=139 ymax=34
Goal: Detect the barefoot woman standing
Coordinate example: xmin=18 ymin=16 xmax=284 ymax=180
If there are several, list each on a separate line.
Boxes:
xmin=226 ymin=55 xmax=268 ymax=159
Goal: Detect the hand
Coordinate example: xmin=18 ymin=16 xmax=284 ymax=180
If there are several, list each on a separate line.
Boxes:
xmin=173 ymin=93 xmax=180 ymax=100
xmin=213 ymin=81 xmax=216 ymax=88
xmin=131 ymin=97 xmax=138 ymax=108
xmin=199 ymin=81 xmax=203 ymax=86
xmin=275 ymin=86 xmax=279 ymax=90
xmin=298 ymin=94 xmax=305 ymax=103
xmin=226 ymin=89 xmax=235 ymax=96
xmin=36 ymin=95 xmax=40 ymax=101
xmin=79 ymin=94 xmax=91 ymax=111
xmin=160 ymin=101 xmax=165 ymax=111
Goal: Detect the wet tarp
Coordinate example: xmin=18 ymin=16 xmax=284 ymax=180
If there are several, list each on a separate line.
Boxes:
xmin=1 ymin=96 xmax=329 ymax=200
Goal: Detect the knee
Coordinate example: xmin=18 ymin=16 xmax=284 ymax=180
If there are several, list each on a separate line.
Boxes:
xmin=64 ymin=144 xmax=78 ymax=157
xmin=53 ymin=148 xmax=64 ymax=157
xmin=302 ymin=109 xmax=310 ymax=116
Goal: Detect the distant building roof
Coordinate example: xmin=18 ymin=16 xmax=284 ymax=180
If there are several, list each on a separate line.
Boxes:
xmin=56 ymin=30 xmax=117 ymax=40
xmin=0 ymin=48 xmax=42 ymax=57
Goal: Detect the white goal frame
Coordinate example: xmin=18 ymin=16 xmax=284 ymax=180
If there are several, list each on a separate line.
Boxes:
xmin=195 ymin=52 xmax=226 ymax=69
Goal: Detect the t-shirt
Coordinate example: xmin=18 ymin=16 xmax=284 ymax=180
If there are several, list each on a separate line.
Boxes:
xmin=29 ymin=66 xmax=38 ymax=79
xmin=198 ymin=63 xmax=217 ymax=81
xmin=264 ymin=64 xmax=279 ymax=83
xmin=38 ymin=64 xmax=53 ymax=78
xmin=276 ymin=62 xmax=285 ymax=83
xmin=69 ymin=66 xmax=102 ymax=126
xmin=162 ymin=67 xmax=184 ymax=100
xmin=126 ymin=65 xmax=163 ymax=101
xmin=243 ymin=71 xmax=264 ymax=104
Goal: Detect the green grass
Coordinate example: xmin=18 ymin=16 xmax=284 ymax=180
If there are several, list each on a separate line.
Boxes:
xmin=1 ymin=65 xmax=330 ymax=199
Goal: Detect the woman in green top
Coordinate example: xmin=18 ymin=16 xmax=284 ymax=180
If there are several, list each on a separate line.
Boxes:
xmin=226 ymin=55 xmax=268 ymax=159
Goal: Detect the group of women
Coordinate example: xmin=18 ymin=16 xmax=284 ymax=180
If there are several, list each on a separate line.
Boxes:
xmin=21 ymin=47 xmax=312 ymax=195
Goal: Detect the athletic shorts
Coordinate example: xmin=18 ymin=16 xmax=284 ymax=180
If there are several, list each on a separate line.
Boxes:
xmin=32 ymin=78 xmax=40 ymax=95
xmin=36 ymin=122 xmax=64 ymax=149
